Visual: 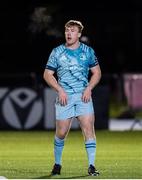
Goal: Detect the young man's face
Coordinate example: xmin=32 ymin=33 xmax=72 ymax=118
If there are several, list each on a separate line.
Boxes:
xmin=65 ymin=25 xmax=81 ymax=46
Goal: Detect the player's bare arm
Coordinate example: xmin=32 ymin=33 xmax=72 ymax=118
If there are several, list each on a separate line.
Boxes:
xmin=43 ymin=69 xmax=68 ymax=106
xmin=82 ymin=64 xmax=101 ymax=103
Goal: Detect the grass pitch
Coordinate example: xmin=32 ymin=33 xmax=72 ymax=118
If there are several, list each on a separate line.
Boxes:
xmin=0 ymin=130 xmax=142 ymax=179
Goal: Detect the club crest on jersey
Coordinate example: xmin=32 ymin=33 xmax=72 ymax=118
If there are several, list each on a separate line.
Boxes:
xmin=80 ymin=53 xmax=86 ymax=61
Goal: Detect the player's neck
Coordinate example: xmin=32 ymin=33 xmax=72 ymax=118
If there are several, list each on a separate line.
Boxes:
xmin=65 ymin=41 xmax=80 ymax=50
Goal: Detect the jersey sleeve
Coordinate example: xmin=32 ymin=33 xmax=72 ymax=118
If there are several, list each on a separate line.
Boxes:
xmin=45 ymin=49 xmax=58 ymax=71
xmin=88 ymin=48 xmax=99 ymax=68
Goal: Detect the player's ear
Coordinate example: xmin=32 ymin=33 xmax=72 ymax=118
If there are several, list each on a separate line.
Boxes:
xmin=78 ymin=33 xmax=81 ymax=38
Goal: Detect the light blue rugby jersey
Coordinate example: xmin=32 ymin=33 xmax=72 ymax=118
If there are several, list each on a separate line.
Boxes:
xmin=46 ymin=42 xmax=99 ymax=94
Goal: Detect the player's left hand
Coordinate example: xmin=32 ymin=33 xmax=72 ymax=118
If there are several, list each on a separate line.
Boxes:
xmin=82 ymin=86 xmax=92 ymax=103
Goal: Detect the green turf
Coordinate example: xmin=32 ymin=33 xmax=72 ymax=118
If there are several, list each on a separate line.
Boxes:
xmin=0 ymin=130 xmax=142 ymax=179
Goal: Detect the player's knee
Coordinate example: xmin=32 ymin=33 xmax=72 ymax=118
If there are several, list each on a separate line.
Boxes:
xmin=84 ymin=126 xmax=93 ymax=133
xmin=83 ymin=127 xmax=95 ymax=139
xmin=56 ymin=130 xmax=67 ymax=139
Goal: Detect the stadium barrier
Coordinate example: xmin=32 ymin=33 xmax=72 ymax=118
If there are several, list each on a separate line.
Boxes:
xmin=123 ymin=74 xmax=142 ymax=130
xmin=0 ymin=86 xmax=110 ymax=130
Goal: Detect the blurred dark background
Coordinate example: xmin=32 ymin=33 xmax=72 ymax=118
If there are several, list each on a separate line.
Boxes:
xmin=0 ymin=0 xmax=141 ymax=76
xmin=0 ymin=0 xmax=142 ymax=130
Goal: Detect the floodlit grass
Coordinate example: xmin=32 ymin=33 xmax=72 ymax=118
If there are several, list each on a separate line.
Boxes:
xmin=0 ymin=130 xmax=142 ymax=179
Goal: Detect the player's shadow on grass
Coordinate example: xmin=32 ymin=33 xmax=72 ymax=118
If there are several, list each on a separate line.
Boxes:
xmin=36 ymin=174 xmax=89 ymax=179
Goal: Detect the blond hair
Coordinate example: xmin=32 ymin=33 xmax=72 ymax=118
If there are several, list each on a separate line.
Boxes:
xmin=65 ymin=20 xmax=84 ymax=33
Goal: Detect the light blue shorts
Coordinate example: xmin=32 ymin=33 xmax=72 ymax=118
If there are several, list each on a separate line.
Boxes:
xmin=55 ymin=93 xmax=94 ymax=120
